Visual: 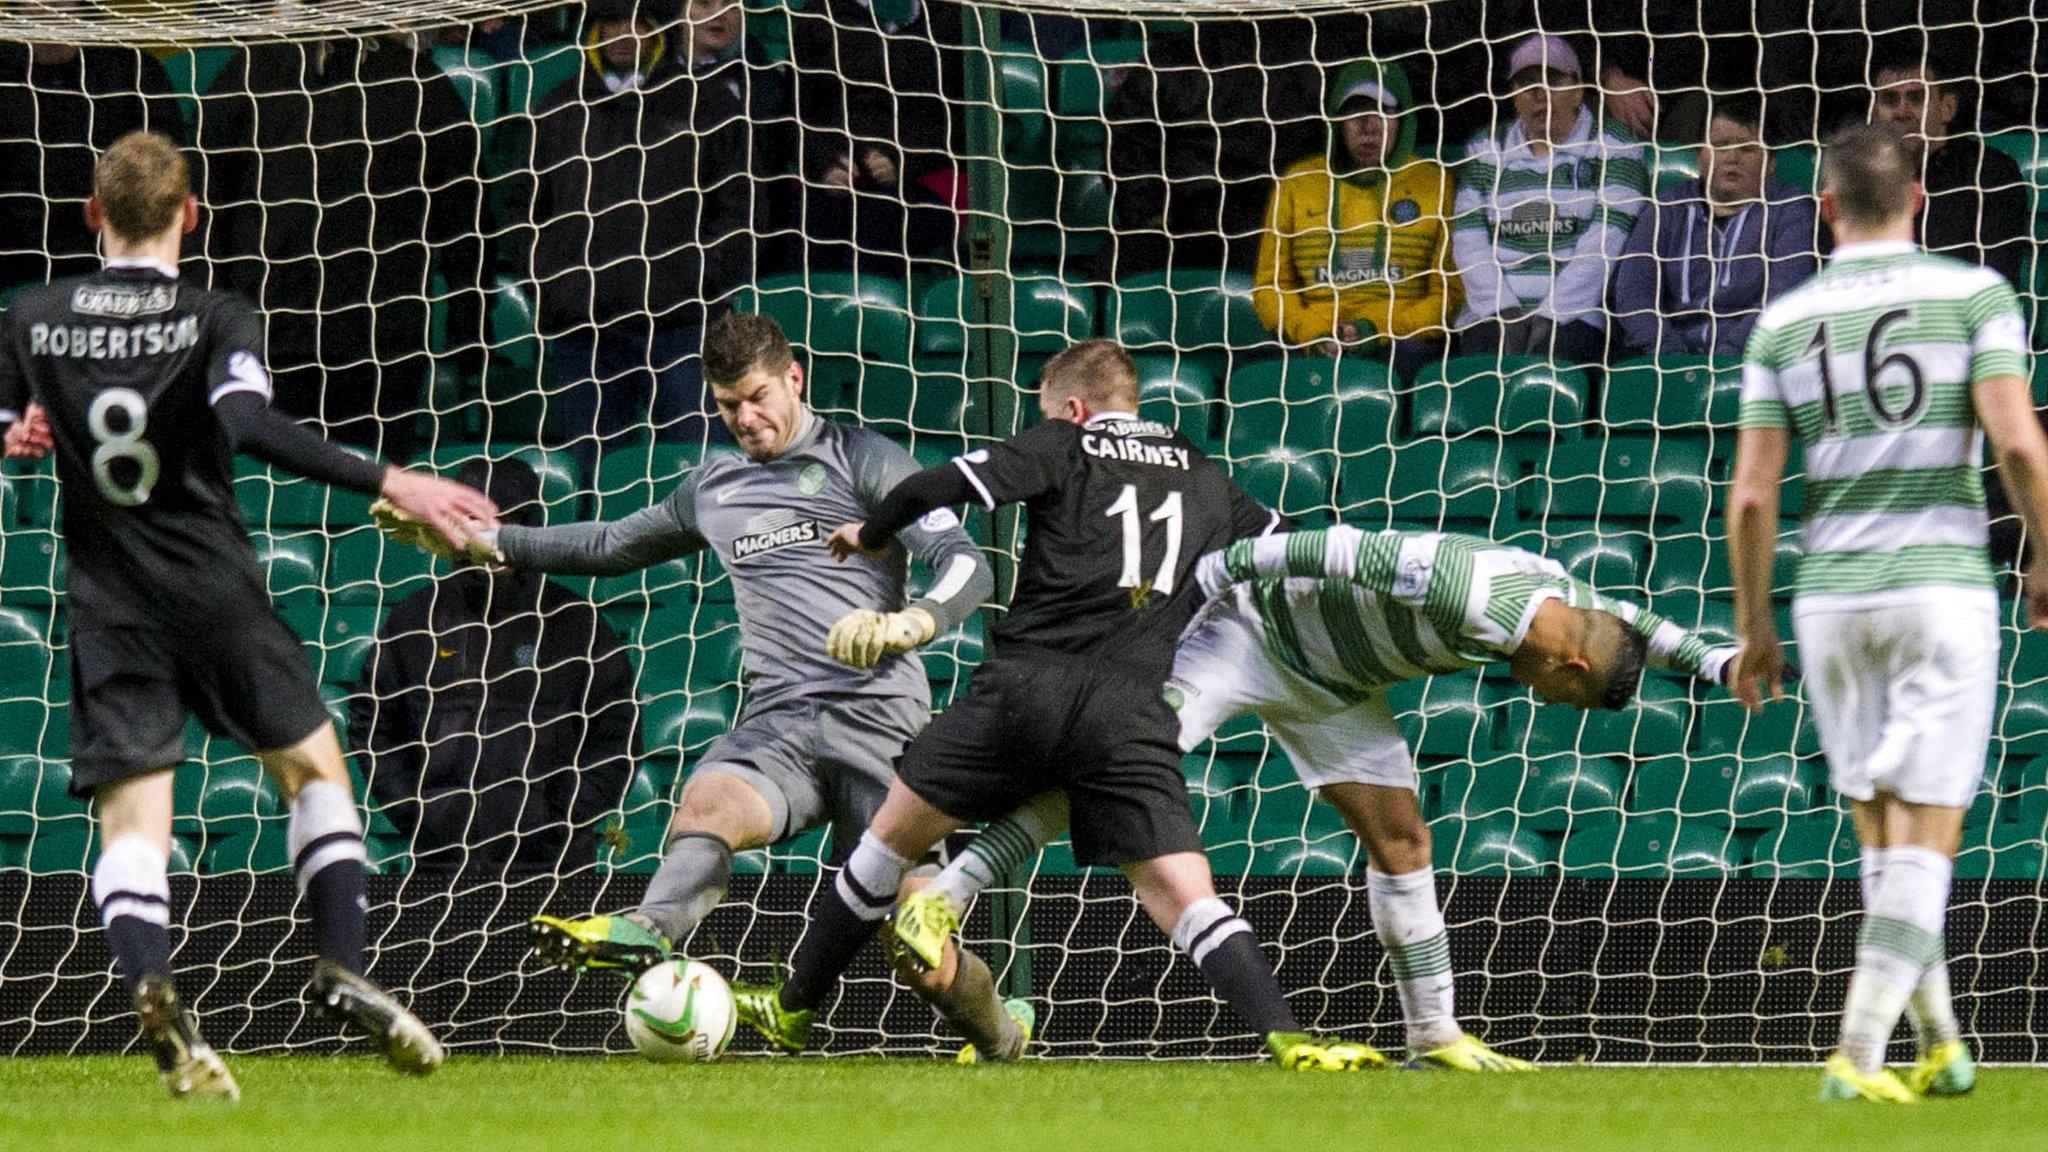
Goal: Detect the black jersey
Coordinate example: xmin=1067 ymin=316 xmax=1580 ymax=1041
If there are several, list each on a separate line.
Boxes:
xmin=955 ymin=413 xmax=1277 ymax=676
xmin=0 ymin=263 xmax=270 ymax=626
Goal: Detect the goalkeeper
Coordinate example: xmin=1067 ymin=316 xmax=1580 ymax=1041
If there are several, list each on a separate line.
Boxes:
xmin=893 ymin=525 xmax=1740 ymax=1068
xmin=382 ymin=313 xmax=1000 ymax=993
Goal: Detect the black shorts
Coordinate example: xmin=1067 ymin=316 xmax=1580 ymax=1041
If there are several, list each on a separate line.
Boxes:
xmin=898 ymin=652 xmax=1202 ymax=868
xmin=67 ymin=598 xmax=331 ymax=797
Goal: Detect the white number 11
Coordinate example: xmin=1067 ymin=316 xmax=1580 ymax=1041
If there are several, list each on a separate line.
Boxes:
xmin=1105 ymin=485 xmax=1183 ymax=594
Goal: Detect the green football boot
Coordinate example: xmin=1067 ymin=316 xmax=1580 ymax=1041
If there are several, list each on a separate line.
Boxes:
xmin=732 ymin=982 xmax=814 ymax=1053
xmin=892 ymin=888 xmax=960 ymax=973
xmin=1819 ymin=1053 xmax=1918 ymax=1102
xmin=1411 ymin=1033 xmax=1535 ymax=1072
xmin=1905 ymin=1039 xmax=1977 ymax=1097
xmin=1267 ymin=1031 xmax=1389 ymax=1071
xmin=956 ymin=998 xmax=1036 ymax=1065
xmin=529 ymin=913 xmax=672 ymax=973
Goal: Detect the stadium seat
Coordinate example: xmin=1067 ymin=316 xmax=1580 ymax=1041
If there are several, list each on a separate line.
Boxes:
xmin=1371 ymin=437 xmax=1526 ymax=531
xmin=1221 ymin=356 xmax=1395 ymax=449
xmin=0 ymin=696 xmax=68 ymax=758
xmin=1535 ymin=436 xmax=1713 ymax=526
xmin=494 ymin=42 xmax=585 ymax=120
xmin=1050 ymin=38 xmax=1148 ymax=167
xmin=1694 ymin=692 xmax=1820 ymax=759
xmin=1602 ymin=355 xmax=1742 ymax=431
xmin=639 ymin=687 xmax=740 ymax=768
xmin=913 ymin=275 xmax=1095 ymax=433
xmin=1999 ymin=690 xmax=2048 ymax=759
xmin=1135 ymin=356 xmax=1221 ymax=455
xmin=237 ymin=462 xmax=369 ymax=529
xmin=1386 ymin=673 xmax=1499 ymax=759
xmin=1985 ymin=130 xmax=2048 ymax=215
xmin=1632 ymin=753 xmax=1819 ymax=829
xmin=196 ymin=762 xmax=290 ymax=872
xmin=430 ymin=46 xmax=502 ymax=128
xmin=628 ymin=601 xmax=744 ymax=693
xmin=1057 ymin=170 xmax=1114 ymax=257
xmin=1502 ymin=520 xmax=1648 ymax=589
xmin=1239 ymin=782 xmax=1356 ymax=876
xmin=920 ymin=613 xmax=986 ymax=690
xmin=11 ymin=460 xmax=57 ymax=527
xmin=1562 ymin=812 xmax=1739 ymax=876
xmin=250 ymin=531 xmax=327 ymax=612
xmin=596 ymin=770 xmax=670 ymax=873
xmin=1503 ymin=753 xmax=1629 ymax=833
xmin=594 ymin=441 xmax=736 ymax=522
xmin=733 ymin=273 xmax=913 ymax=423
xmin=1104 ymin=270 xmax=1269 ymax=375
xmin=326 ymin=526 xmax=438 ymax=607
xmin=1407 ymin=356 xmax=1590 ymax=440
xmin=162 ymin=46 xmax=237 ymax=126
xmin=1774 ymin=143 xmax=1819 ymax=192
xmin=1645 ymin=520 xmax=1801 ymax=605
xmin=593 ymin=556 xmax=709 ymax=615
xmin=1436 ymin=812 xmax=1555 ymax=875
xmin=1513 ymin=673 xmax=1691 ymax=757
xmin=1649 ymin=143 xmax=1700 ymax=193
xmin=1747 ymin=811 xmax=1856 ymax=877
xmin=0 ymin=606 xmax=56 ymax=691
xmin=1223 ymin=445 xmax=1335 ymax=525
xmin=281 ymin=603 xmax=383 ymax=687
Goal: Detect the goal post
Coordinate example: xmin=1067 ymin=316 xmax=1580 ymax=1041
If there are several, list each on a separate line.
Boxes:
xmin=2 ymin=0 xmax=2046 ymax=1062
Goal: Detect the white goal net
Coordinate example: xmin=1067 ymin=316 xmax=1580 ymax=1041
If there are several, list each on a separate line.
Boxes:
xmin=2 ymin=0 xmax=2045 ymax=1061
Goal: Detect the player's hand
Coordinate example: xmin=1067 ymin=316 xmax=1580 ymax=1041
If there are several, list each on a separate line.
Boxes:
xmin=2025 ymin=561 xmax=2048 ymax=629
xmin=372 ymin=499 xmax=499 ymax=563
xmin=826 ymin=606 xmax=936 ymax=669
xmin=374 ymin=468 xmax=501 ymax=560
xmin=4 ymin=403 xmax=53 ymax=459
xmin=826 ymin=521 xmax=885 ymax=562
xmin=1729 ymin=633 xmax=1787 ymax=714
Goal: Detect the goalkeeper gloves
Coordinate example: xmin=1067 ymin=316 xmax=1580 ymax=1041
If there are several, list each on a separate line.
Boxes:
xmin=826 ymin=606 xmax=937 ymax=669
xmin=371 ymin=499 xmax=503 ymax=565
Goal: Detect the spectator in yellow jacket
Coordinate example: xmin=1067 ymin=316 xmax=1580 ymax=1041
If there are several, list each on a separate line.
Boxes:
xmin=1253 ymin=59 xmax=1460 ymax=382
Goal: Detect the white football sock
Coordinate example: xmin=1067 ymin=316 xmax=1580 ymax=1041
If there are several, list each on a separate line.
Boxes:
xmin=1367 ymin=866 xmax=1460 ymax=1052
xmin=927 ymin=792 xmax=1067 ymax=917
xmin=1860 ymin=847 xmax=1962 ymax=1053
xmin=1839 ymin=847 xmax=1951 ymax=1073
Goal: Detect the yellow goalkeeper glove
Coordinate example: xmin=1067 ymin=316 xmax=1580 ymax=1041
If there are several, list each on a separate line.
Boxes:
xmin=370 ymin=499 xmax=503 ymax=565
xmin=825 ymin=606 xmax=937 ymax=669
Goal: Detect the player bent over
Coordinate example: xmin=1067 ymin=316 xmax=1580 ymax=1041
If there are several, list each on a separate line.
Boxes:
xmin=0 ymin=132 xmax=494 ymax=1099
xmin=731 ymin=342 xmax=1378 ymax=1069
xmin=385 ymin=313 xmax=1041 ymax=1057
xmin=1729 ymin=123 xmax=2048 ymax=1103
xmin=899 ymin=525 xmax=1741 ymax=1069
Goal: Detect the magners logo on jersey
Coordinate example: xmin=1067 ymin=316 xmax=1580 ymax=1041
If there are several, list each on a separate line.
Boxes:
xmin=71 ymin=282 xmax=178 ymax=319
xmin=731 ymin=518 xmax=819 ymax=560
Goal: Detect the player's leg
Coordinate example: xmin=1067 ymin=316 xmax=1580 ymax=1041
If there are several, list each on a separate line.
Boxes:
xmin=71 ymin=625 xmax=237 ymax=1099
xmin=257 ymin=723 xmax=442 ymax=1075
xmin=95 ymin=768 xmax=239 ymax=1100
xmin=885 ymin=871 xmax=1032 ymax=1063
xmin=530 ymin=705 xmax=805 ymax=972
xmin=894 ymin=790 xmax=1068 ymax=971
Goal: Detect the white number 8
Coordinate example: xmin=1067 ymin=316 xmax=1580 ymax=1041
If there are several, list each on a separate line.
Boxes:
xmin=88 ymin=387 xmax=160 ymax=506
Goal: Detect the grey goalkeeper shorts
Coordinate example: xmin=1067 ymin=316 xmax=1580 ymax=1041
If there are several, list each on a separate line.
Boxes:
xmin=692 ymin=691 xmax=929 ymax=852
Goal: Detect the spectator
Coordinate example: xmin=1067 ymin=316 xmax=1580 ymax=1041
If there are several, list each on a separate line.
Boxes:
xmin=1612 ymin=94 xmax=1817 ymax=361
xmin=677 ymin=0 xmax=794 ymax=274
xmin=525 ymin=0 xmax=752 ymax=481
xmin=0 ymin=40 xmax=185 ymax=291
xmin=351 ymin=459 xmax=637 ymax=875
xmin=788 ymin=0 xmax=963 ymax=278
xmin=1252 ymin=59 xmax=1460 ymax=381
xmin=198 ymin=35 xmax=485 ymax=463
xmin=1104 ymin=20 xmax=1325 ymax=275
xmin=1451 ymin=34 xmax=1647 ymax=366
xmin=1871 ymin=50 xmax=2029 ymax=289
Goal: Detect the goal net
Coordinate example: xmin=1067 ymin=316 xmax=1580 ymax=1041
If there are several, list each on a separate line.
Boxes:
xmin=3 ymin=0 xmax=2046 ymax=1062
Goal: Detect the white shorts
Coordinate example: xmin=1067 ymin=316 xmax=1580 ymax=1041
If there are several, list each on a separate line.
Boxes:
xmin=1167 ymin=590 xmax=1415 ymax=791
xmin=1792 ymin=590 xmax=1998 ymax=809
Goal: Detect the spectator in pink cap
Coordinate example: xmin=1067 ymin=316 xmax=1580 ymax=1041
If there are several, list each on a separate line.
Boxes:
xmin=1450 ymin=32 xmax=1648 ymax=366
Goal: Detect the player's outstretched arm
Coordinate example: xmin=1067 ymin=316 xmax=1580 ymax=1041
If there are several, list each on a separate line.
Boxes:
xmin=1977 ymin=373 xmax=2048 ymax=628
xmin=1726 ymin=424 xmax=1790 ymax=712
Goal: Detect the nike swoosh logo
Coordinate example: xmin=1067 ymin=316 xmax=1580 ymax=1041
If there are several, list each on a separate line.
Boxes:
xmin=630 ymin=979 xmax=701 ymax=1044
xmin=715 ymin=486 xmax=741 ymax=504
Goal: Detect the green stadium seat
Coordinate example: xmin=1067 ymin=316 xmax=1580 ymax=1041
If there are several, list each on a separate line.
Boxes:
xmin=423 ymin=443 xmax=581 ymax=520
xmin=1104 ymin=270 xmax=1269 ymax=375
xmin=1371 ymin=437 xmax=1526 ymax=531
xmin=593 ymin=557 xmax=708 ymax=615
xmin=1050 ymin=38 xmax=1147 ymax=167
xmin=733 ymin=273 xmax=913 ymax=422
xmin=594 ymin=441 xmax=736 ymax=521
xmin=1386 ymin=674 xmax=1498 ymax=759
xmin=1694 ymin=693 xmax=1820 ymax=758
xmin=430 ymin=46 xmax=502 ymax=128
xmin=639 ymin=687 xmax=740 ymax=767
xmin=1436 ymin=812 xmax=1555 ymax=875
xmin=281 ymin=603 xmax=383 ymax=687
xmin=1407 ymin=355 xmax=1589 ymax=440
xmin=1774 ymin=143 xmax=1819 ymax=192
xmin=1502 ymin=520 xmax=1649 ymax=590
xmin=0 ymin=696 xmax=68 ymax=758
xmin=1535 ymin=436 xmax=1713 ymax=525
xmin=1504 ymin=753 xmax=1629 ymax=833
xmin=196 ymin=762 xmax=290 ymax=872
xmin=474 ymin=276 xmax=548 ymax=441
xmin=326 ymin=526 xmax=439 ymax=607
xmin=12 ymin=461 xmax=58 ymax=527
xmin=596 ymin=770 xmax=669 ymax=873
xmin=2008 ymin=630 xmax=2048 ymax=687
xmin=494 ymin=42 xmax=585 ymax=120
xmin=920 ymin=613 xmax=986 ymax=689
xmin=1954 ymin=810 xmax=2048 ymax=880
xmin=1222 ymin=356 xmax=1396 ymax=449
xmin=0 ymin=606 xmax=56 ymax=691
xmin=1602 ymin=355 xmax=1742 ymax=431
xmin=1563 ymin=812 xmax=1739 ymax=875
xmin=1241 ymin=783 xmax=1356 ymax=876
xmin=1649 ymin=143 xmax=1700 ymax=193
xmin=236 ymin=462 xmax=370 ymax=529
xmin=250 ymin=531 xmax=327 ymax=612
xmin=1631 ymin=753 xmax=1819 ymax=829
xmin=1223 ymin=445 xmax=1334 ymax=524
xmin=1514 ymin=673 xmax=1691 ymax=757
xmin=628 ymin=601 xmax=744 ymax=692
xmin=1057 ymin=170 xmax=1113 ymax=257
xmin=1998 ymin=690 xmax=2048 ymax=759
xmin=1135 ymin=356 xmax=1221 ymax=455
xmin=1984 ymin=130 xmax=2048 ymax=215
xmin=1747 ymin=811 xmax=1857 ymax=877
xmin=913 ymin=275 xmax=1095 ymax=433
xmin=1645 ymin=520 xmax=1800 ymax=605
xmin=163 ymin=46 xmax=237 ymax=128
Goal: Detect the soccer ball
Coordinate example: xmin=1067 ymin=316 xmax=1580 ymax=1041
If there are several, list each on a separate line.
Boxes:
xmin=623 ymin=958 xmax=737 ymax=1063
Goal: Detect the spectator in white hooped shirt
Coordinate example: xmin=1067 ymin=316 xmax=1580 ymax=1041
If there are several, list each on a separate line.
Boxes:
xmin=1451 ymin=33 xmax=1648 ymax=366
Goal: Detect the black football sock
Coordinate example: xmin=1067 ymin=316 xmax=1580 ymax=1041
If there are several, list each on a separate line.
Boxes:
xmin=1173 ymin=896 xmax=1299 ymax=1034
xmin=94 ymin=835 xmax=173 ymax=995
xmin=781 ymin=832 xmax=909 ymax=1011
xmin=289 ymin=780 xmax=368 ymax=975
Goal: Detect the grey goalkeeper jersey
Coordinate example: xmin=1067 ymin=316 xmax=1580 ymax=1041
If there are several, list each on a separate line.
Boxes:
xmin=498 ymin=415 xmax=993 ymax=709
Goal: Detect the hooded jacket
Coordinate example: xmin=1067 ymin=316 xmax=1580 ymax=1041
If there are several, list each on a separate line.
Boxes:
xmin=1252 ymin=61 xmax=1461 ymax=346
xmin=1611 ymin=176 xmax=1818 ymax=359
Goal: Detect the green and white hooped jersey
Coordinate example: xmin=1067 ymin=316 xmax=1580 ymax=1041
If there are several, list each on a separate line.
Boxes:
xmin=1198 ymin=527 xmax=1731 ymax=701
xmin=1738 ymin=241 xmax=2030 ymax=604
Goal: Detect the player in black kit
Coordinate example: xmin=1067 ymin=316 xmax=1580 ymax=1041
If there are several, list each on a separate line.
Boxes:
xmin=730 ymin=339 xmax=1380 ymax=1069
xmin=0 ymin=132 xmax=497 ymax=1100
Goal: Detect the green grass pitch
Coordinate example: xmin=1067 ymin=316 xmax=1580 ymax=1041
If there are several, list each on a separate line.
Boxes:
xmin=7 ymin=1056 xmax=2047 ymax=1151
